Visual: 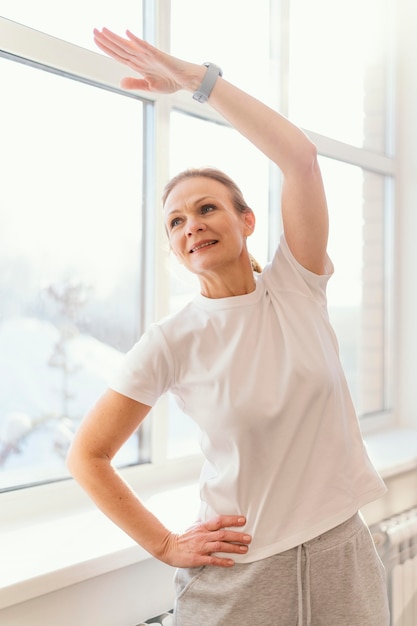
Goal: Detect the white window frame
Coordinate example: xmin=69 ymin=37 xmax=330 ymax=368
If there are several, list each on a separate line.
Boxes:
xmin=276 ymin=0 xmax=396 ymax=432
xmin=0 ymin=0 xmax=395 ymax=519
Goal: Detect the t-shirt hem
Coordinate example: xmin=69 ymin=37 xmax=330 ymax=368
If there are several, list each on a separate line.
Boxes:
xmin=223 ymin=486 xmax=387 ymax=564
xmin=108 ymin=384 xmax=156 ymax=407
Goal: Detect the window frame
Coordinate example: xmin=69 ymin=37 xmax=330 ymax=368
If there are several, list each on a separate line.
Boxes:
xmin=0 ymin=0 xmax=396 ymax=512
xmin=309 ymin=132 xmax=396 ymax=431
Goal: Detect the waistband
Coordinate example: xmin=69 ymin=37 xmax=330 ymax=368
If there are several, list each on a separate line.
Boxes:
xmin=279 ymin=511 xmax=363 ymax=558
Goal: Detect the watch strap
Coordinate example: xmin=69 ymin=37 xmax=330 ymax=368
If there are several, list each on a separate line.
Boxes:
xmin=193 ymin=63 xmax=223 ymax=103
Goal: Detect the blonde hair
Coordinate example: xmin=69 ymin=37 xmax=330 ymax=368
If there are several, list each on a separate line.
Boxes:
xmin=162 ymin=167 xmax=262 ymax=272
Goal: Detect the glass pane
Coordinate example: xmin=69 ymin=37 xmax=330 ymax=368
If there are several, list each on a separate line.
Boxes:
xmin=0 ymin=58 xmax=145 ymax=491
xmin=0 ymin=1 xmax=142 ymax=51
xmin=166 ymin=111 xmax=270 ymax=459
xmin=171 ymin=0 xmax=273 ymax=104
xmin=322 ymin=157 xmax=388 ymax=415
xmin=289 ymin=0 xmax=391 ymax=151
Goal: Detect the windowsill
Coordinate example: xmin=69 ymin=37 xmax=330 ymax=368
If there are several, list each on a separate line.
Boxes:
xmin=364 ymin=427 xmax=417 ymax=479
xmin=0 ymin=480 xmax=201 ymax=611
xmin=2 ymin=428 xmax=417 ymax=612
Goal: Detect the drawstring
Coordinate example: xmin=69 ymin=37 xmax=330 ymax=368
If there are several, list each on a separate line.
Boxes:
xmin=296 ymin=543 xmax=312 ymax=626
xmin=296 ymin=545 xmax=303 ymax=625
xmin=305 ymin=545 xmax=311 ymax=624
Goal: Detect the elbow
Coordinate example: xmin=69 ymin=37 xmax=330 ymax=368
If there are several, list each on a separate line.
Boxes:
xmin=299 ymin=141 xmax=322 ymax=182
xmin=285 ymin=137 xmax=320 ymax=178
xmin=303 ymin=139 xmax=319 ymax=172
xmin=66 ymin=440 xmax=80 ymax=479
xmin=65 ymin=437 xmax=91 ymax=482
xmin=66 ymin=436 xmax=111 ymax=485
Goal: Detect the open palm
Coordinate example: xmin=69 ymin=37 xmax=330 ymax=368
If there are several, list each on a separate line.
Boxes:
xmin=93 ymin=28 xmax=187 ymax=93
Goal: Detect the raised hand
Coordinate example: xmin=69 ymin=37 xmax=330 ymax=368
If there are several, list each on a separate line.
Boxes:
xmin=160 ymin=515 xmax=252 ymax=568
xmin=93 ymin=27 xmax=192 ymax=93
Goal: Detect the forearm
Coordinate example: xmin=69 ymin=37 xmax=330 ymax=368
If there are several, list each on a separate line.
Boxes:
xmin=93 ymin=28 xmax=316 ymax=177
xmin=68 ymin=454 xmax=171 ymax=560
xmin=183 ymin=65 xmax=317 ymax=176
xmin=68 ymin=452 xmax=253 ymax=568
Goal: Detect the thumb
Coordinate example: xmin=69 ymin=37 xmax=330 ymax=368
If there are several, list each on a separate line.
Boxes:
xmin=120 ymin=77 xmax=150 ymax=91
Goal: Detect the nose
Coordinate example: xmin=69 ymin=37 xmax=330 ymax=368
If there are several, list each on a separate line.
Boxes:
xmin=186 ymin=217 xmax=206 ymax=237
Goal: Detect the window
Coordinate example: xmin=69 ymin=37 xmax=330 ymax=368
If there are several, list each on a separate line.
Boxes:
xmin=322 ymin=159 xmax=393 ymax=416
xmin=0 ymin=0 xmax=142 ymax=51
xmin=0 ymin=0 xmax=395 ymax=495
xmin=288 ymin=0 xmax=395 ymax=420
xmin=0 ymin=49 xmax=146 ymax=491
xmin=170 ymin=0 xmax=273 ymax=104
xmin=288 ymin=0 xmax=392 ymax=153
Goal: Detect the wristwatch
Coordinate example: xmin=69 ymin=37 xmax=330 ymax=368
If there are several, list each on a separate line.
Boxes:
xmin=192 ymin=62 xmax=223 ymax=104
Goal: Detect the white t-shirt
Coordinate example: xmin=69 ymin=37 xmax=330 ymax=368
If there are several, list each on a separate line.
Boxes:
xmin=110 ymin=235 xmax=386 ymax=563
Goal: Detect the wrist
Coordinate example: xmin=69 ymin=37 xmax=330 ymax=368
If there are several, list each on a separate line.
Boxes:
xmin=180 ymin=62 xmax=207 ymax=93
xmin=152 ymin=529 xmax=177 ymax=564
xmin=192 ymin=62 xmax=223 ymax=103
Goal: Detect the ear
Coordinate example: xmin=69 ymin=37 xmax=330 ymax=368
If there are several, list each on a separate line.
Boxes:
xmin=243 ymin=210 xmax=256 ymax=236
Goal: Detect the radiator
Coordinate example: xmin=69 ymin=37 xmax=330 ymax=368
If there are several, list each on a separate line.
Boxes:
xmin=371 ymin=507 xmax=417 ymax=626
xmin=136 ymin=610 xmax=173 ymax=626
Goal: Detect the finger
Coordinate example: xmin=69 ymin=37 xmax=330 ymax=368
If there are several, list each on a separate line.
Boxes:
xmin=205 ymin=515 xmax=247 ymax=531
xmin=100 ymin=28 xmax=132 ymax=49
xmin=101 ymin=28 xmax=148 ymax=59
xmin=206 ymin=539 xmax=250 ymax=555
xmin=93 ymin=28 xmax=123 ymax=50
xmin=94 ymin=40 xmax=129 ymax=65
xmin=125 ymin=29 xmax=149 ymax=47
xmin=94 ymin=28 xmax=137 ymax=62
xmin=205 ymin=555 xmax=236 ymax=568
xmin=186 ymin=550 xmax=236 ymax=568
xmin=213 ymin=528 xmax=252 ymax=545
xmin=93 ymin=31 xmax=131 ymax=63
xmin=120 ymin=77 xmax=150 ymax=91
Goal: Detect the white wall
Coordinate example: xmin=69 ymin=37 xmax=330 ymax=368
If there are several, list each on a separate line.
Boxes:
xmin=0 ymin=559 xmax=175 ymax=626
xmin=396 ymin=0 xmax=417 ymax=426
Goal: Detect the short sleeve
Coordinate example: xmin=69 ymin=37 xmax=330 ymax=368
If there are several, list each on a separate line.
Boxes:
xmin=109 ymin=323 xmax=174 ymax=406
xmin=262 ymin=234 xmax=334 ymax=308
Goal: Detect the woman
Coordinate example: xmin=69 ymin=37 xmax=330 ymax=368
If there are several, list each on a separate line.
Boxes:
xmin=67 ymin=27 xmax=390 ymax=625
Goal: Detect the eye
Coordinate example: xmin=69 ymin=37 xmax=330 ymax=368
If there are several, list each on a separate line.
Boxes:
xmin=201 ymin=204 xmax=215 ymax=214
xmin=170 ymin=216 xmax=182 ymax=228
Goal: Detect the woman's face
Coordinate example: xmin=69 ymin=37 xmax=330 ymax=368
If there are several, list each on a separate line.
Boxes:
xmin=163 ymin=176 xmax=255 ymax=278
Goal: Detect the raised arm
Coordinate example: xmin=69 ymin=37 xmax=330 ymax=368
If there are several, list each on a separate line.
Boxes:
xmin=94 ymin=28 xmax=329 ymax=274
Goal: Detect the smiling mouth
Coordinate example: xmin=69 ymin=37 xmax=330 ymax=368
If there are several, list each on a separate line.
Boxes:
xmin=190 ymin=240 xmax=218 ymax=253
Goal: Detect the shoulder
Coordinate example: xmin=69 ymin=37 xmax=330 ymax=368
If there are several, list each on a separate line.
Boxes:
xmin=261 ymin=234 xmax=334 ymax=305
xmin=156 ymin=300 xmax=206 ymax=337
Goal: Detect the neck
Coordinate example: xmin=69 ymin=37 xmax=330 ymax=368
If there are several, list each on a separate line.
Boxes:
xmin=198 ymin=265 xmax=256 ymax=299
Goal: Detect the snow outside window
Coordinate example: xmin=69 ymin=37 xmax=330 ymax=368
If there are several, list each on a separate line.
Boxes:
xmin=0 ymin=57 xmax=147 ymax=490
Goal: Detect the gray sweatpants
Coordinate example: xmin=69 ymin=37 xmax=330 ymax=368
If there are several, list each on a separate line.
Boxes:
xmin=173 ymin=513 xmax=389 ymax=625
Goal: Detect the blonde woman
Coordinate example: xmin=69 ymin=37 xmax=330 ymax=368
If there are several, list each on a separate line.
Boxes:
xmin=67 ymin=27 xmax=390 ymax=626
